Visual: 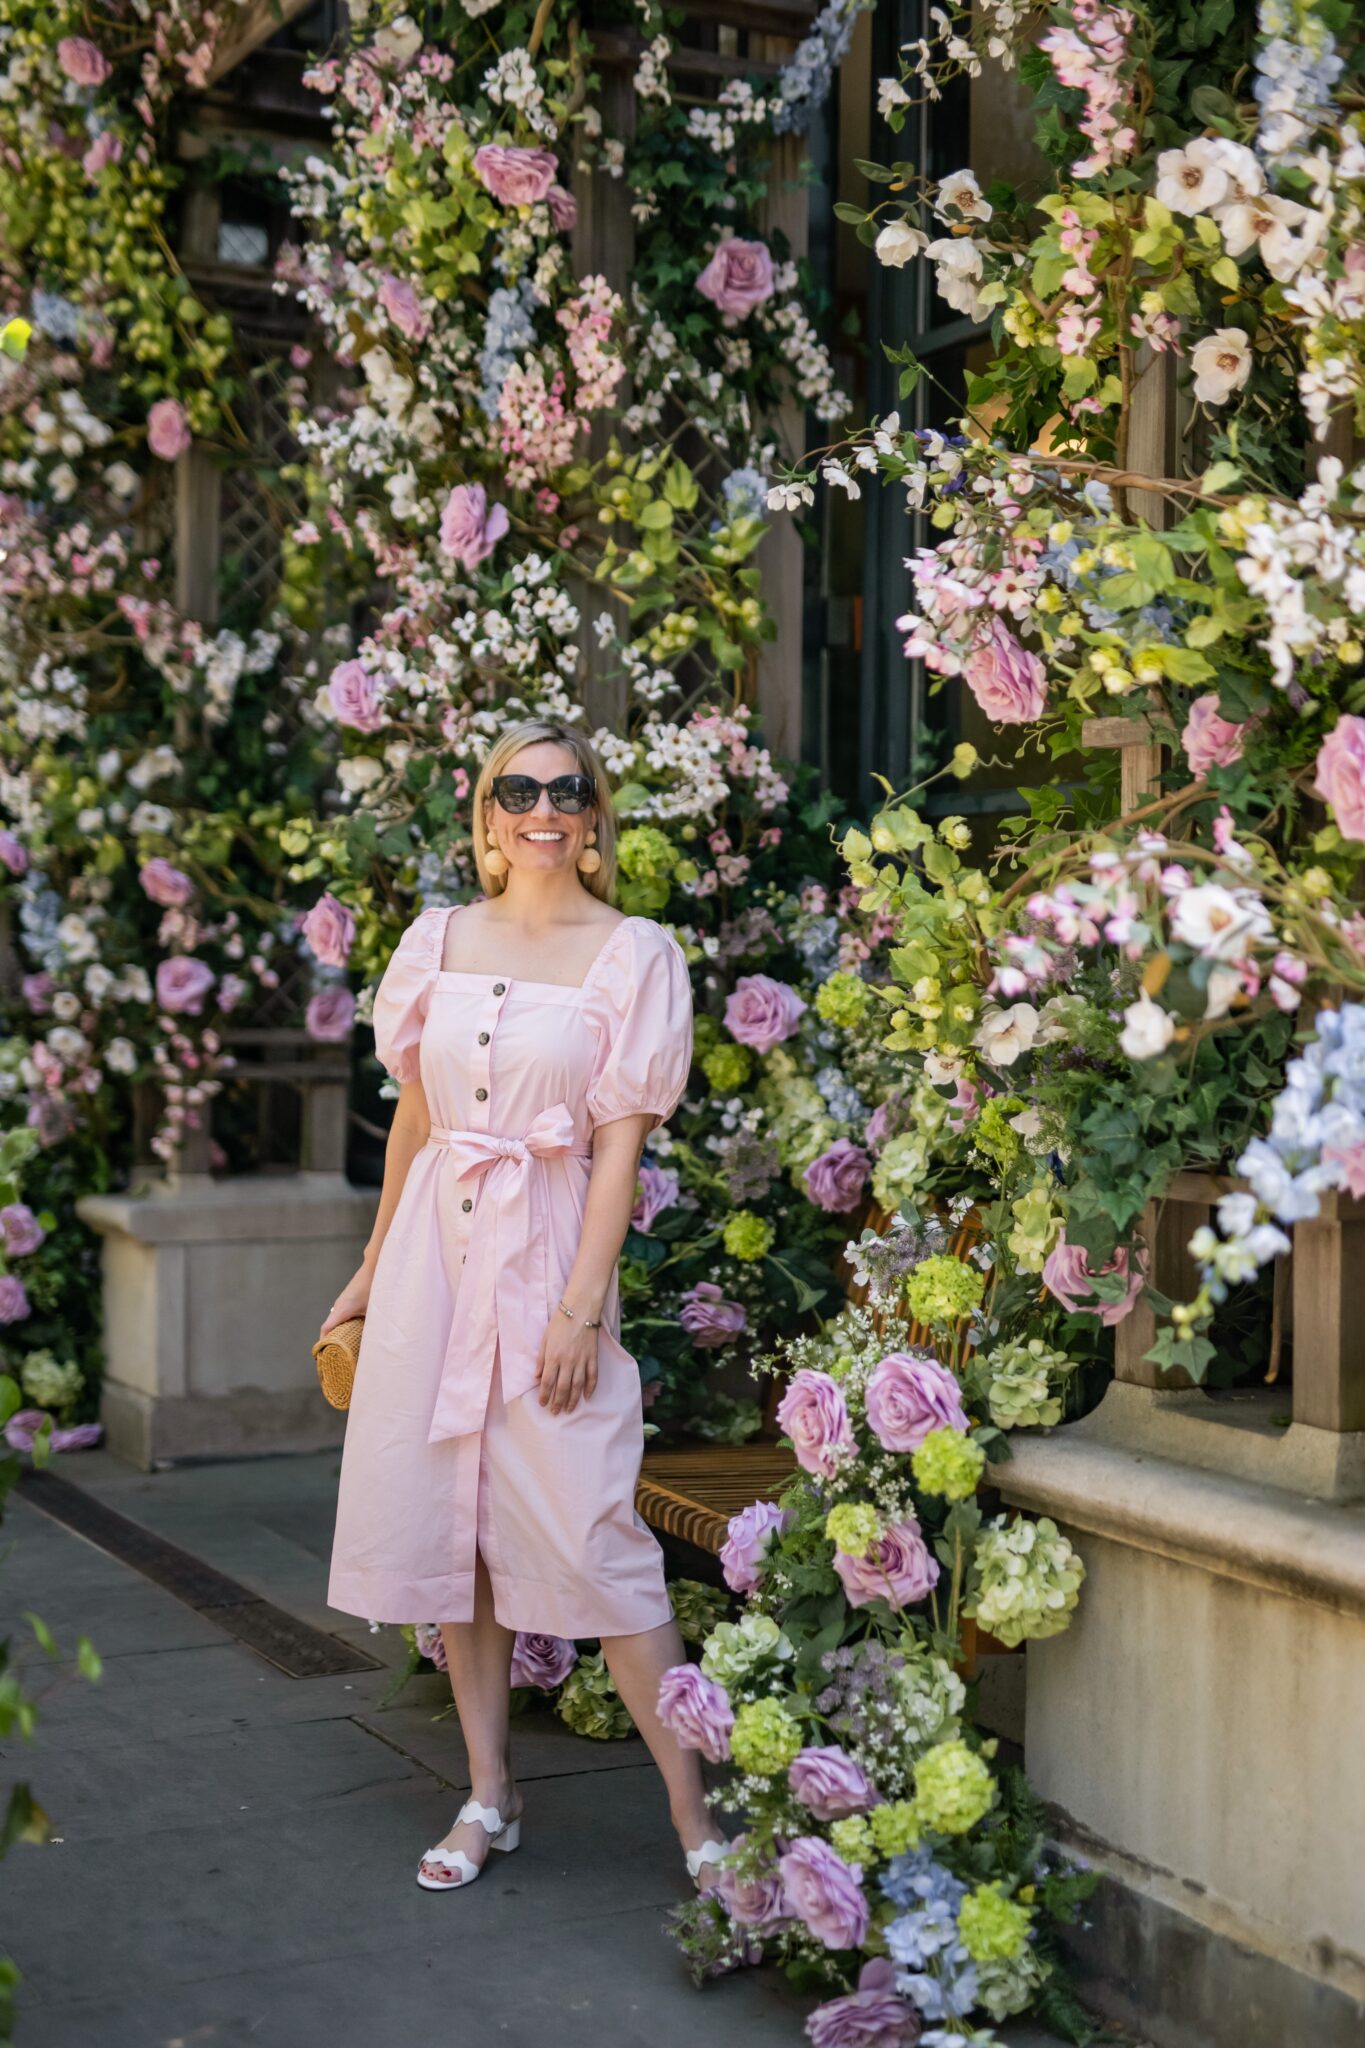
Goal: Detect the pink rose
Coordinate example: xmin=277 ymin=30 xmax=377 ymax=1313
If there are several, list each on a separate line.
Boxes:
xmin=833 ymin=1517 xmax=940 ymax=1610
xmin=306 ymin=987 xmax=356 ymax=1042
xmin=57 ymin=36 xmax=111 ymax=86
xmin=865 ymin=1350 xmax=969 ymax=1453
xmin=328 ymin=659 xmax=386 ymax=733
xmin=139 ymin=858 xmax=193 ymax=908
xmin=802 ymin=1139 xmax=871 ymax=1213
xmin=1042 ymin=1231 xmax=1143 ymax=1325
xmin=719 ymin=1498 xmax=791 ymax=1595
xmin=962 ymin=618 xmax=1046 ymax=724
xmin=413 ymin=1622 xmax=448 ymax=1672
xmin=82 ymin=130 xmax=122 ymax=179
xmin=808 ymin=1961 xmax=920 ymax=2048
xmin=657 ymin=1664 xmax=734 ymax=1763
xmin=723 ymin=973 xmax=806 ymax=1053
xmin=377 ymin=272 xmax=428 ymax=342
xmin=510 ymin=1632 xmax=578 ymax=1690
xmin=1324 ymin=1138 xmax=1365 ymax=1199
xmin=696 ymin=238 xmax=776 ymax=319
xmin=439 ymin=483 xmax=510 ymax=573
xmin=22 ymin=972 xmax=53 ymax=1013
xmin=679 ymin=1280 xmax=747 ymax=1347
xmin=548 ymin=185 xmax=577 ymax=232
xmin=0 ymin=1204 xmax=45 ymax=1258
xmin=631 ymin=1162 xmax=679 ymax=1232
xmin=788 ymin=1745 xmax=879 ymax=1821
xmin=715 ymin=1834 xmax=790 ymax=1930
xmin=0 ymin=829 xmax=28 ymax=875
xmin=1313 ymin=714 xmax=1365 ymax=842
xmin=155 ymin=956 xmax=215 ymax=1016
xmin=775 ymin=1368 xmax=857 ymax=1478
xmin=300 ymin=892 xmax=355 ymax=968
xmin=0 ymin=1274 xmax=31 ymax=1323
xmin=472 ymin=144 xmax=559 ymax=208
xmin=777 ymin=1836 xmax=869 ymax=1950
xmin=147 ymin=398 xmax=191 ymax=462
xmin=1183 ymin=693 xmax=1248 ymax=777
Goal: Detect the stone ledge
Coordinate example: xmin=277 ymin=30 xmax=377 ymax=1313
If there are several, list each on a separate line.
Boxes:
xmin=78 ymin=1172 xmax=378 ymax=1245
xmin=991 ymin=1427 xmax=1365 ymax=1622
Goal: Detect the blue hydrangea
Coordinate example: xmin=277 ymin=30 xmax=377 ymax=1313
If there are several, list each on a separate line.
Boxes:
xmin=30 ymin=291 xmax=82 ymax=344
xmin=1254 ymin=1 xmax=1343 ymax=164
xmin=771 ymin=0 xmax=869 ymax=135
xmin=719 ymin=467 xmax=768 ymax=523
xmin=478 ymin=281 xmax=537 ymax=419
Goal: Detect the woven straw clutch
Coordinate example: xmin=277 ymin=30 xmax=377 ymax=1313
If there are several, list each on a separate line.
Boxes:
xmin=312 ymin=1316 xmax=364 ymax=1410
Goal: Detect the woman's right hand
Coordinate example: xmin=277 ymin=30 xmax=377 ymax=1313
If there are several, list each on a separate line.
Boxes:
xmin=320 ymin=1265 xmax=372 ymax=1340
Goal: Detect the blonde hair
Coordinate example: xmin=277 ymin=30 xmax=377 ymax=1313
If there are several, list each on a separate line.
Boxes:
xmin=471 ymin=718 xmax=618 ymax=902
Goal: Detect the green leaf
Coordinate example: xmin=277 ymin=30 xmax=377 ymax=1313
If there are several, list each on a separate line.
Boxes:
xmin=833 ymin=201 xmax=870 ymax=225
xmin=77 ymin=1638 xmax=103 ymax=1683
xmin=24 ymin=1614 xmax=58 ymax=1660
xmin=1209 ymin=256 xmax=1241 ymax=290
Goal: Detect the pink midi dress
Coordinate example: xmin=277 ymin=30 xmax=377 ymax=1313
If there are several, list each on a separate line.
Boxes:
xmin=326 ymin=903 xmax=694 ymax=1638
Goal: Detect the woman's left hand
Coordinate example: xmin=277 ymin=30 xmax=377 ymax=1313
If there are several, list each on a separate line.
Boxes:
xmin=535 ymin=1315 xmax=599 ymax=1415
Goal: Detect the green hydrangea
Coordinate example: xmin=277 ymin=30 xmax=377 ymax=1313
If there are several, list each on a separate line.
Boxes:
xmin=905 ymin=1254 xmax=985 ymax=1328
xmin=615 ymin=826 xmax=677 ymax=881
xmin=913 ymin=1738 xmax=997 ymax=1836
xmin=911 ymin=1427 xmax=986 ymax=1503
xmin=20 ymin=1350 xmax=82 ymax=1415
xmin=825 ymin=1502 xmax=881 ymax=1557
xmin=723 ymin=1210 xmax=774 ymax=1262
xmin=958 ymin=1881 xmax=1032 ymax=1963
xmin=669 ymin=1577 xmax=730 ymax=1646
xmin=868 ymin=1799 xmax=922 ymax=1856
xmin=1007 ymin=1185 xmax=1062 ymax=1274
xmin=693 ymin=1013 xmax=722 ymax=1057
xmin=702 ymin=1043 xmax=753 ymax=1094
xmin=984 ymin=1337 xmax=1078 ymax=1430
xmin=814 ymin=972 xmax=870 ymax=1028
xmin=891 ymin=1647 xmax=966 ymax=1761
xmin=700 ymin=1613 xmax=793 ymax=1687
xmin=756 ymin=1053 xmax=832 ymax=1170
xmin=976 ymin=1941 xmax=1045 ymax=2022
xmin=829 ymin=1815 xmax=875 ymax=1864
xmin=973 ymin=1095 xmax=1026 ymax=1172
xmin=730 ymin=1697 xmax=803 ymax=1775
xmin=555 ymin=1651 xmax=635 ymax=1741
xmin=967 ymin=1513 xmax=1085 ymax=1648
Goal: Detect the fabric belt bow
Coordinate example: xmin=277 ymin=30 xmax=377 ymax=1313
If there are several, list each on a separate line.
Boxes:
xmin=425 ymin=1103 xmax=590 ymax=1443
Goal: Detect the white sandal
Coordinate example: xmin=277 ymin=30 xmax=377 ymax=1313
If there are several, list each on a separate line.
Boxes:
xmin=685 ymin=1836 xmax=732 ymax=1888
xmin=416 ymin=1798 xmax=522 ymax=1891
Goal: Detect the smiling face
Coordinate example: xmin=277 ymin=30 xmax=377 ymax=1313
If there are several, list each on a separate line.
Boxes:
xmin=484 ymin=739 xmax=598 ymax=875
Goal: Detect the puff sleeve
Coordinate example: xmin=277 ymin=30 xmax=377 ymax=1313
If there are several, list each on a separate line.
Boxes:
xmin=585 ymin=919 xmax=695 ymax=1133
xmin=370 ymin=907 xmax=445 ymax=1085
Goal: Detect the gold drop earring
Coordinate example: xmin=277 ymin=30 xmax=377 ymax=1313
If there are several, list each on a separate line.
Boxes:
xmin=576 ymin=828 xmax=601 ymax=876
xmin=484 ymin=830 xmax=509 ymax=876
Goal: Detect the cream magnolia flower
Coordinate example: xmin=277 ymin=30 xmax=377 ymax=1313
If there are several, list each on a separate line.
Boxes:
xmin=974 ymin=1003 xmax=1041 ymax=1067
xmin=1190 ymin=327 xmax=1253 ymax=406
xmin=924 ymin=238 xmax=990 ymax=322
xmin=1169 ymin=882 xmax=1272 ymax=959
xmin=1118 ymin=992 xmax=1177 ymax=1060
xmin=923 ymin=1047 xmax=966 ymax=1084
xmin=935 ymin=169 xmax=992 ymax=222
xmin=1154 ymin=137 xmax=1242 ymax=216
xmin=104 ymin=460 xmax=139 ymax=499
xmin=372 ymin=12 xmax=422 ymax=63
xmin=875 ymin=218 xmax=928 ymax=269
xmin=1219 ymin=196 xmax=1318 ymax=284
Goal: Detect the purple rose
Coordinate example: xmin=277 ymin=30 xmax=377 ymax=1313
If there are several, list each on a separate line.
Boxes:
xmin=789 ymin=1745 xmax=879 ymax=1821
xmin=472 ymin=144 xmax=559 ymax=208
xmin=548 ymin=185 xmax=578 ymax=232
xmin=439 ymin=482 xmax=510 ymax=573
xmin=833 ymin=1518 xmax=939 ymax=1611
xmin=719 ymin=1498 xmax=791 ymax=1595
xmin=696 ymin=237 xmax=776 ymax=318
xmin=724 ymin=973 xmax=806 ymax=1053
xmin=631 ymin=1162 xmax=679 ymax=1233
xmin=807 ymin=1961 xmax=920 ymax=2048
xmin=82 ymin=130 xmax=122 ymax=179
xmin=865 ymin=1350 xmax=969 ymax=1453
xmin=1042 ymin=1231 xmax=1143 ymax=1326
xmin=1183 ymin=694 xmax=1248 ymax=778
xmin=147 ymin=398 xmax=191 ymax=462
xmin=803 ymin=1139 xmax=871 ymax=1213
xmin=0 ymin=1274 xmax=31 ymax=1323
xmin=57 ymin=35 xmax=111 ymax=86
xmin=656 ymin=1663 xmax=733 ymax=1763
xmin=679 ymin=1280 xmax=747 ymax=1348
xmin=300 ymin=892 xmax=355 ymax=969
xmin=52 ymin=1422 xmax=103 ymax=1453
xmin=22 ymin=973 xmax=52 ymax=1013
xmin=4 ymin=1408 xmax=47 ymax=1451
xmin=413 ymin=1622 xmax=448 ymax=1672
xmin=155 ymin=956 xmax=215 ymax=1016
xmin=328 ymin=659 xmax=386 ymax=733
xmin=778 ymin=1836 xmax=869 ymax=1950
xmin=306 ymin=987 xmax=356 ymax=1042
xmin=139 ymin=858 xmax=193 ymax=908
xmin=0 ymin=829 xmax=27 ymax=875
xmin=1314 ymin=714 xmax=1365 ymax=842
xmin=716 ymin=1833 xmax=790 ymax=1930
xmin=962 ymin=618 xmax=1046 ymax=724
xmin=510 ymin=1631 xmax=578 ymax=1690
xmin=0 ymin=1204 xmax=45 ymax=1258
xmin=775 ymin=1369 xmax=856 ymax=1478
xmin=378 ymin=272 xmax=428 ymax=342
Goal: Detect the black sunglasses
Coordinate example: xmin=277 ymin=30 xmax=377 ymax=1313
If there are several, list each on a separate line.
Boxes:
xmin=491 ymin=772 xmax=596 ymax=815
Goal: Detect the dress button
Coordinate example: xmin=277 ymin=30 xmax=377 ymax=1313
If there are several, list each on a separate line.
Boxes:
xmin=475 ymin=1086 xmax=488 ymax=1101
xmin=492 ymin=981 xmax=506 ymax=996
xmin=461 ymin=1197 xmax=473 ymax=1212
xmin=478 ymin=1031 xmax=490 ymax=1045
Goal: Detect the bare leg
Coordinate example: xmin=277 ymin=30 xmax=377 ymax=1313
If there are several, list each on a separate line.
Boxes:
xmin=419 ymin=1547 xmax=522 ymax=1885
xmin=600 ymin=1618 xmax=723 ymax=1887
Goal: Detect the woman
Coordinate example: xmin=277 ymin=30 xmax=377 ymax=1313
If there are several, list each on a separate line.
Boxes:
xmin=321 ymin=718 xmax=728 ymax=1894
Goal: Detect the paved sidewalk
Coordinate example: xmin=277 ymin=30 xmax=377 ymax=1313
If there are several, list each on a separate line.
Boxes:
xmin=2 ymin=1451 xmax=1068 ymax=2048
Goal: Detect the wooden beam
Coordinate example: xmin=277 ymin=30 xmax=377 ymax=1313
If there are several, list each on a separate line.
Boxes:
xmin=586 ymin=30 xmax=783 ymax=80
xmin=206 ymin=0 xmax=317 ymax=87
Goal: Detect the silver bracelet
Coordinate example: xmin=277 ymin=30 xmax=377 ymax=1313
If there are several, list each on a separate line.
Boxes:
xmin=558 ymin=1298 xmax=601 ymax=1329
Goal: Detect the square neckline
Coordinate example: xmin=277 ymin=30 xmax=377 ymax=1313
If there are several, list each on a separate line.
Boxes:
xmin=434 ymin=904 xmax=639 ymax=994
